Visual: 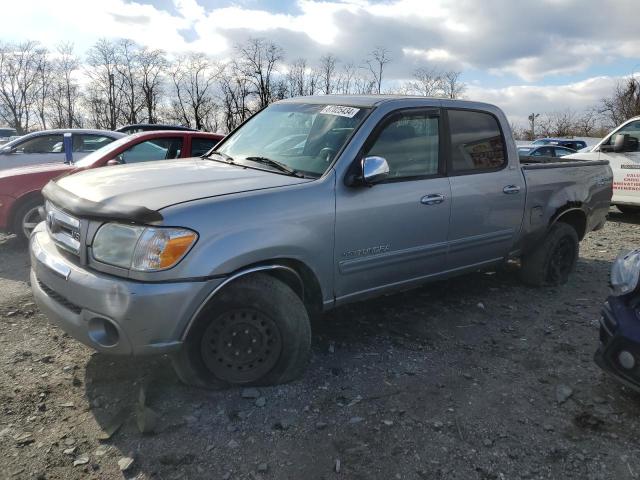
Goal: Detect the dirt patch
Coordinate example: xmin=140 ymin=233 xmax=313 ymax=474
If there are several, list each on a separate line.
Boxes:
xmin=1 ymin=210 xmax=640 ymax=479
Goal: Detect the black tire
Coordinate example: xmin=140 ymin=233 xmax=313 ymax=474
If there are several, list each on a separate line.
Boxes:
xmin=519 ymin=222 xmax=579 ymax=287
xmin=172 ymin=273 xmax=311 ymax=388
xmin=13 ymin=196 xmax=44 ymax=244
xmin=617 ymin=205 xmax=640 ymax=215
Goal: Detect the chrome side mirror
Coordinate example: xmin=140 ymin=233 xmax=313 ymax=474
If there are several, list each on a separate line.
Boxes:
xmin=362 ymin=156 xmax=389 ymax=185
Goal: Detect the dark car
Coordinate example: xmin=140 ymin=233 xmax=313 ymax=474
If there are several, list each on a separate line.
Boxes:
xmin=595 ymin=249 xmax=640 ymax=391
xmin=517 ymin=145 xmax=577 ymax=158
xmin=116 ymin=124 xmax=198 ymax=134
xmin=532 ymin=138 xmax=587 ymax=151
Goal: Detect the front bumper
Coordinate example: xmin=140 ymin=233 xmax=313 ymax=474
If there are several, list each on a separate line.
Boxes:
xmin=594 ymin=295 xmax=640 ymax=391
xmin=30 ymin=228 xmax=224 ymax=355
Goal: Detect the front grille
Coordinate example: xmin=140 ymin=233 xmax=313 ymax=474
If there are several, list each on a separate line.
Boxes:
xmin=38 ymin=280 xmax=82 ymax=314
xmin=45 ymin=202 xmax=81 ymax=256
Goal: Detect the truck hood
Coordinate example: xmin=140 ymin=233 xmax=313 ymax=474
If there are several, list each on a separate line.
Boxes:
xmin=51 ymin=157 xmax=313 ymax=215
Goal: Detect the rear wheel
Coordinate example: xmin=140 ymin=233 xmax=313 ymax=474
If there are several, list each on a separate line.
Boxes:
xmin=519 ymin=222 xmax=579 ymax=287
xmin=13 ymin=197 xmax=44 ymax=244
xmin=172 ymin=273 xmax=311 ymax=388
xmin=617 ymin=205 xmax=640 ymax=215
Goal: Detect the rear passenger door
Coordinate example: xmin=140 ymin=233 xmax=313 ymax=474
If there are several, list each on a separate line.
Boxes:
xmin=445 ymin=109 xmax=525 ymax=271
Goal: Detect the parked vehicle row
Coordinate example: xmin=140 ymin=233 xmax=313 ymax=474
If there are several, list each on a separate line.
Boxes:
xmin=0 ymin=131 xmax=223 ymax=242
xmin=0 ymin=129 xmax=124 ymax=170
xmin=29 ymin=96 xmax=613 ymax=388
xmin=532 ymin=137 xmax=587 ymax=151
xmin=518 ymin=145 xmax=577 ymax=158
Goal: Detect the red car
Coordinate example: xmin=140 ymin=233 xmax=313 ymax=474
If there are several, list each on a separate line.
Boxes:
xmin=0 ymin=130 xmax=223 ymax=242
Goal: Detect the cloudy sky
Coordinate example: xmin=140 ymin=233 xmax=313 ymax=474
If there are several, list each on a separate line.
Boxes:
xmin=4 ymin=0 xmax=639 ymax=126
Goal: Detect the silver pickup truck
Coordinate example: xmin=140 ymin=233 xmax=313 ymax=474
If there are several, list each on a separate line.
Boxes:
xmin=30 ymin=96 xmax=612 ymax=388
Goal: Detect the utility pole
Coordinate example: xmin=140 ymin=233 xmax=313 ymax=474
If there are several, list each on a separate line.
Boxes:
xmin=528 ymin=113 xmax=540 ymax=141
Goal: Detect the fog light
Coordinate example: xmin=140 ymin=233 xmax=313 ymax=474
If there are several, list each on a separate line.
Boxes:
xmin=618 ymin=350 xmax=636 ymax=370
xmin=88 ymin=317 xmax=120 ymax=348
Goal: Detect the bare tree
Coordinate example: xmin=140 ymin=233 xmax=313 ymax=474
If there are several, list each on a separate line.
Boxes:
xmin=170 ymin=53 xmax=221 ymax=130
xmin=409 ymin=67 xmax=443 ymax=96
xmin=319 ymin=53 xmax=338 ymax=95
xmin=85 ymin=39 xmax=125 ymax=129
xmin=138 ymin=47 xmax=167 ymax=123
xmin=337 ymin=61 xmax=357 ymax=94
xmin=49 ymin=43 xmax=82 ymax=128
xmin=219 ymin=66 xmax=252 ymax=132
xmin=33 ymin=48 xmax=52 ymax=129
xmin=286 ymin=58 xmax=309 ymax=97
xmin=0 ymin=40 xmax=45 ymax=134
xmin=364 ymin=47 xmax=391 ymax=94
xmin=441 ymin=71 xmax=466 ymax=99
xmin=235 ymin=38 xmax=283 ymax=108
xmin=601 ymin=77 xmax=640 ymax=127
xmin=115 ymin=39 xmax=144 ymax=125
xmin=574 ymin=108 xmax=599 ymax=137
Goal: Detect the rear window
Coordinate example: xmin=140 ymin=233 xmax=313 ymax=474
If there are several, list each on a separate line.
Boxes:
xmin=447 ymin=110 xmax=506 ymax=173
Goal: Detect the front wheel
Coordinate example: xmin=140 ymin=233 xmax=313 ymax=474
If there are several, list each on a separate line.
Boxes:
xmin=172 ymin=273 xmax=311 ymax=388
xmin=519 ymin=222 xmax=579 ymax=287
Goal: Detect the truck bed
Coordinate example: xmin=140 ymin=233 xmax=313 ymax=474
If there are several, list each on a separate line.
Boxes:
xmin=515 ymin=156 xmax=612 ymax=255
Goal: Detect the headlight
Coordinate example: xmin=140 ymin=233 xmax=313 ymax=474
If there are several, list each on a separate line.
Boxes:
xmin=611 ymin=249 xmax=640 ymax=296
xmin=92 ymin=223 xmax=198 ymax=271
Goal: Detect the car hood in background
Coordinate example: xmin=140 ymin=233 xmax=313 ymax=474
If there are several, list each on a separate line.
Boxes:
xmin=0 ymin=162 xmax=73 ymax=180
xmin=53 ymin=157 xmax=313 ymax=212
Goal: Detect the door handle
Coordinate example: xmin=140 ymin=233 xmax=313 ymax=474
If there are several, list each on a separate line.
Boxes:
xmin=503 ymin=185 xmax=521 ymax=194
xmin=420 ymin=194 xmax=445 ymax=205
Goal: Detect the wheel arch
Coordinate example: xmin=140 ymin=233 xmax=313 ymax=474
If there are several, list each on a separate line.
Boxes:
xmin=8 ymin=190 xmax=44 ymax=233
xmin=550 ymin=205 xmax=587 ymax=240
xmin=180 ymin=260 xmax=324 ymax=341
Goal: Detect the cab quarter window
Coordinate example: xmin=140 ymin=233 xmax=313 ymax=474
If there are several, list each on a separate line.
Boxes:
xmin=365 ymin=112 xmax=439 ymax=180
xmin=448 ymin=110 xmax=506 ymax=172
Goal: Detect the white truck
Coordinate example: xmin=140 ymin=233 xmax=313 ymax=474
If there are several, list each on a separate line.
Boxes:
xmin=572 ymin=117 xmax=640 ymax=213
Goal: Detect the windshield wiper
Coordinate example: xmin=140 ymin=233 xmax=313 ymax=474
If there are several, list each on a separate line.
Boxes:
xmin=205 ymin=150 xmax=235 ymax=164
xmin=243 ymin=156 xmax=303 ymax=177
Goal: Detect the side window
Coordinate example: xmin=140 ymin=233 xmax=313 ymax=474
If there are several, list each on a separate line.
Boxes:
xmin=555 ymin=147 xmax=573 ymax=157
xmin=448 ymin=110 xmax=506 ymax=173
xmin=365 ymin=112 xmax=439 ymax=180
xmin=14 ymin=134 xmax=64 ymax=154
xmin=120 ymin=138 xmax=183 ymax=164
xmin=73 ymin=134 xmax=116 ymax=152
xmin=191 ymin=137 xmax=220 ymax=156
xmin=533 ymin=147 xmax=554 ymax=157
xmin=609 ymin=121 xmax=640 ymax=151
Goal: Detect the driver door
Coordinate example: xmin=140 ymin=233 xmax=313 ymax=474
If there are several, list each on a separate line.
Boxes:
xmin=334 ymin=109 xmax=451 ymax=302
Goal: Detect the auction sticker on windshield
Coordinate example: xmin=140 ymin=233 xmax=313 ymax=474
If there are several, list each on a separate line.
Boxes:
xmin=320 ymin=105 xmax=361 ymax=118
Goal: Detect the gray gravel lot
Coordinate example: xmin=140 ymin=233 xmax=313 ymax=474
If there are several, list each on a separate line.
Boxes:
xmin=1 ymin=209 xmax=640 ymax=480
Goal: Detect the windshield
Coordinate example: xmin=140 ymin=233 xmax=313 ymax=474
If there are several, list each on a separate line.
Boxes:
xmin=216 ymin=103 xmax=371 ymax=177
xmin=73 ymin=135 xmax=132 ymax=167
xmin=532 ymin=139 xmax=551 ymax=145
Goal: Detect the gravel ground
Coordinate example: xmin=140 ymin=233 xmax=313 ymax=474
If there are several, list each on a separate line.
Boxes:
xmin=1 ymin=209 xmax=640 ymax=480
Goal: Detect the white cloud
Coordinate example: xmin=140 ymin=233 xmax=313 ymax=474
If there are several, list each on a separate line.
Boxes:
xmin=2 ymin=0 xmax=639 ymax=119
xmin=468 ymin=75 xmax=623 ymax=126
